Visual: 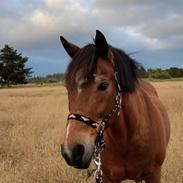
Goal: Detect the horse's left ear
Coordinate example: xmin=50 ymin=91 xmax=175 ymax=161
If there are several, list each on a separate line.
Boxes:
xmin=95 ymin=30 xmax=113 ymax=61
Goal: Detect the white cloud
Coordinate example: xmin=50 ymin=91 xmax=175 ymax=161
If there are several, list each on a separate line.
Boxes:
xmin=29 ymin=10 xmax=53 ymax=26
xmin=45 ymin=0 xmax=66 ymax=8
xmin=0 ymin=0 xmax=91 ymax=48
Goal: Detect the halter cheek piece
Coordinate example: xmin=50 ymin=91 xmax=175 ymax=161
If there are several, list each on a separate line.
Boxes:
xmin=67 ymin=63 xmax=122 ymax=183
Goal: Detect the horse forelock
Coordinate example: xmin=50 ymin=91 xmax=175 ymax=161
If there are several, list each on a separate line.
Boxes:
xmin=65 ymin=44 xmax=96 ymax=90
xmin=65 ymin=44 xmax=139 ymax=93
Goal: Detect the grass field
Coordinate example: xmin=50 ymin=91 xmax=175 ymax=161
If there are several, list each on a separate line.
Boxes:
xmin=0 ymin=81 xmax=183 ymax=183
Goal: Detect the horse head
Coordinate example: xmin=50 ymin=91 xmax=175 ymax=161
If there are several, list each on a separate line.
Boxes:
xmin=60 ymin=31 xmax=118 ymax=169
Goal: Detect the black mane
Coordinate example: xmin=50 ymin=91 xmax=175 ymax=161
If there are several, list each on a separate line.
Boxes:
xmin=65 ymin=44 xmax=138 ymax=92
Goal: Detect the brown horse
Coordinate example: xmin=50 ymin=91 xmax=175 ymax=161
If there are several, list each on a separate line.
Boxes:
xmin=60 ymin=30 xmax=170 ymax=183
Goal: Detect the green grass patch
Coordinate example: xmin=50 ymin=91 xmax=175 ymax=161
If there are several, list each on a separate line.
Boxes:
xmin=148 ymin=77 xmax=183 ymax=82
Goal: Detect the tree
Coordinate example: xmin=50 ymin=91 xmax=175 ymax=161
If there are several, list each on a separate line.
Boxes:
xmin=0 ymin=45 xmax=32 ymax=87
xmin=137 ymin=66 xmax=148 ymax=78
xmin=148 ymin=68 xmax=171 ymax=79
xmin=166 ymin=67 xmax=183 ymax=78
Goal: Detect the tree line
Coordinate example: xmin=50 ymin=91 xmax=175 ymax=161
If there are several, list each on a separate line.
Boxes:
xmin=28 ymin=73 xmax=65 ymax=84
xmin=0 ymin=44 xmax=183 ymax=87
xmin=29 ymin=67 xmax=183 ymax=84
xmin=137 ymin=66 xmax=183 ymax=79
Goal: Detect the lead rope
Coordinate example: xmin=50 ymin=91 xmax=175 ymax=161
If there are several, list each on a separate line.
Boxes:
xmin=90 ymin=63 xmax=122 ymax=183
xmin=92 ymin=91 xmax=121 ymax=183
xmin=93 ymin=131 xmax=104 ymax=182
xmin=93 ymin=120 xmax=106 ymax=183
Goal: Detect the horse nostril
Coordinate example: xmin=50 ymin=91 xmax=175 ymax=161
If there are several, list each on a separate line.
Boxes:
xmin=72 ymin=144 xmax=85 ymax=163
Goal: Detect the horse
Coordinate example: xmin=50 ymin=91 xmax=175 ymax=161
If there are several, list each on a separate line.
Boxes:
xmin=60 ymin=30 xmax=170 ymax=183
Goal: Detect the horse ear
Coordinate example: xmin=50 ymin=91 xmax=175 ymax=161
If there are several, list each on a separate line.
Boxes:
xmin=95 ymin=30 xmax=109 ymax=58
xmin=60 ymin=36 xmax=80 ymax=58
xmin=95 ymin=30 xmax=114 ymax=63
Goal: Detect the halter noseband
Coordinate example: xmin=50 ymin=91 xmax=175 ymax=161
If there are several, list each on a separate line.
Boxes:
xmin=67 ymin=63 xmax=122 ymax=183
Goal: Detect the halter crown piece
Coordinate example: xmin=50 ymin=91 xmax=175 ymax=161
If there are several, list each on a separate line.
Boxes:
xmin=67 ymin=61 xmax=122 ymax=183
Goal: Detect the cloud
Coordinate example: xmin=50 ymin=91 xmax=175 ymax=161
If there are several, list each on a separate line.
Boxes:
xmin=1 ymin=0 xmax=182 ymax=51
xmin=0 ymin=0 xmax=182 ymax=75
xmin=138 ymin=14 xmax=183 ymax=42
xmin=0 ymin=0 xmax=91 ymax=48
xmin=94 ymin=0 xmax=183 ymax=50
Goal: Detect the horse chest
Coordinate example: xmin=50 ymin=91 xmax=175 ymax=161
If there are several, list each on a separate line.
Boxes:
xmin=102 ymin=143 xmax=154 ymax=181
xmin=102 ymin=156 xmax=152 ymax=181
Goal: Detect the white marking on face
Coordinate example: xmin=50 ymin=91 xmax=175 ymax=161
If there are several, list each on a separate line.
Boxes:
xmin=75 ymin=71 xmax=85 ymax=95
xmin=65 ymin=122 xmax=71 ymax=142
xmin=64 ymin=122 xmax=72 ymax=156
xmin=75 ymin=70 xmax=82 ymax=83
xmin=77 ymin=79 xmax=84 ymax=95
xmin=78 ymin=87 xmax=82 ymax=94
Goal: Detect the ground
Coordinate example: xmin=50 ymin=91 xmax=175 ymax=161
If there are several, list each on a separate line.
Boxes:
xmin=0 ymin=81 xmax=183 ymax=183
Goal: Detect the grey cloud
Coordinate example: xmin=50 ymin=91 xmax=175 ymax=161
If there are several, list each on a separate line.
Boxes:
xmin=138 ymin=14 xmax=183 ymax=39
xmin=0 ymin=0 xmax=44 ymax=18
xmin=0 ymin=0 xmax=182 ymax=75
xmin=93 ymin=0 xmax=183 ymax=50
xmin=95 ymin=0 xmax=183 ymax=12
xmin=0 ymin=0 xmax=92 ymax=48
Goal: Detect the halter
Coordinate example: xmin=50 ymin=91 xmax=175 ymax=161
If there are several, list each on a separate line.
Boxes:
xmin=67 ymin=62 xmax=122 ymax=183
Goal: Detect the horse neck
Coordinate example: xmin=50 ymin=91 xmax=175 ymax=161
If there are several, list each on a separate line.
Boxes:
xmin=105 ymin=103 xmax=128 ymax=148
xmin=106 ymin=88 xmax=147 ymax=146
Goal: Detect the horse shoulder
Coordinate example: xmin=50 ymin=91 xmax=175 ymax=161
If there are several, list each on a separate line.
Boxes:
xmin=138 ymin=79 xmax=170 ymax=145
xmin=124 ymin=80 xmax=170 ymax=162
xmin=137 ymin=80 xmax=170 ymax=164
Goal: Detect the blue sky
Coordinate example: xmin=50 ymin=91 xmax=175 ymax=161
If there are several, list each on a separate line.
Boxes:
xmin=0 ymin=0 xmax=183 ymax=76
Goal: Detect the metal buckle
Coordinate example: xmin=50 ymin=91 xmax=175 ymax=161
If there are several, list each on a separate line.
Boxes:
xmin=96 ymin=121 xmax=105 ymax=133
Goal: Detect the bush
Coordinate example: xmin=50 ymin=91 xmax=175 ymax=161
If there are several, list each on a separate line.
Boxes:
xmin=149 ymin=69 xmax=171 ymax=79
xmin=137 ymin=66 xmax=148 ymax=78
xmin=46 ymin=78 xmax=57 ymax=83
xmin=166 ymin=67 xmax=183 ymax=78
xmin=28 ymin=73 xmax=65 ymax=84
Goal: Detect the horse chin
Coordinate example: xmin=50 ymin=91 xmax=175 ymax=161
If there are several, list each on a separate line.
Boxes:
xmin=74 ymin=164 xmax=89 ymax=169
xmin=73 ymin=156 xmax=92 ymax=170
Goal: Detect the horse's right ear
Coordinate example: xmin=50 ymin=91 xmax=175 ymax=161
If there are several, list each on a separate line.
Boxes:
xmin=95 ymin=30 xmax=109 ymax=58
xmin=60 ymin=36 xmax=80 ymax=58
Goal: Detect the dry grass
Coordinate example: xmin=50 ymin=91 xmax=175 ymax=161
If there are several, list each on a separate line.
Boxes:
xmin=0 ymin=82 xmax=183 ymax=183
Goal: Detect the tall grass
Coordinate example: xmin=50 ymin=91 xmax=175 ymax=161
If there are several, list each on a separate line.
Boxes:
xmin=0 ymin=82 xmax=183 ymax=183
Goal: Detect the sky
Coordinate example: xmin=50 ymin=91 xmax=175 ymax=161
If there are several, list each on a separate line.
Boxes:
xmin=0 ymin=0 xmax=183 ymax=76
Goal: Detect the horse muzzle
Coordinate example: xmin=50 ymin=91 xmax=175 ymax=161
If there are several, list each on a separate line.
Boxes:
xmin=61 ymin=144 xmax=93 ymax=169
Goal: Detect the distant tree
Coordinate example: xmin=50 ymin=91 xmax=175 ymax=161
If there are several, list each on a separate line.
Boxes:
xmin=137 ymin=66 xmax=148 ymax=78
xmin=0 ymin=62 xmax=3 ymax=85
xmin=166 ymin=67 xmax=183 ymax=78
xmin=0 ymin=45 xmax=32 ymax=87
xmin=148 ymin=68 xmax=171 ymax=79
xmin=28 ymin=73 xmax=65 ymax=84
xmin=46 ymin=73 xmax=65 ymax=81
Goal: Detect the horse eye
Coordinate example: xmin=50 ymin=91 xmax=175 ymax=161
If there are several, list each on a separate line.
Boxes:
xmin=97 ymin=82 xmax=109 ymax=91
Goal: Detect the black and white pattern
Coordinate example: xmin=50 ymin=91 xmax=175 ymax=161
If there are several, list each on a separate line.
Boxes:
xmin=68 ymin=113 xmax=98 ymax=128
